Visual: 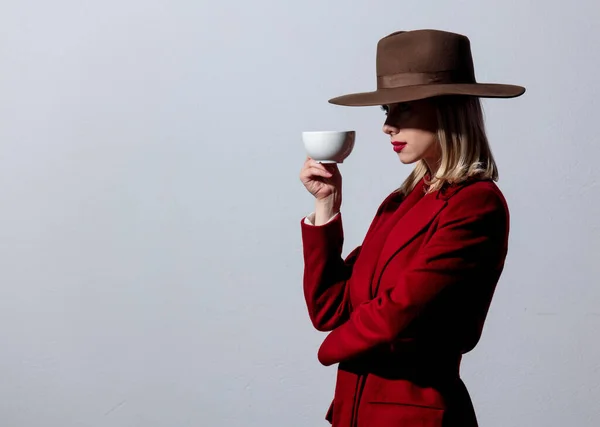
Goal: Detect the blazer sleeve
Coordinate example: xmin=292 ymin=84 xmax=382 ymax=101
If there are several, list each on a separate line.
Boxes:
xmin=316 ymin=187 xmax=509 ymax=366
xmin=301 ymin=213 xmax=359 ymax=332
xmin=301 ymin=192 xmax=398 ymax=332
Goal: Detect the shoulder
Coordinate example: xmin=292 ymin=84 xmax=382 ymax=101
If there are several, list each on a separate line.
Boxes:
xmin=440 ymin=180 xmax=509 ymax=224
xmin=448 ymin=180 xmax=507 ymax=206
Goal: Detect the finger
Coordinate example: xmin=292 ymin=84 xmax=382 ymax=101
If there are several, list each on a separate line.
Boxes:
xmin=301 ymin=157 xmax=314 ymax=174
xmin=301 ymin=168 xmax=333 ymax=181
xmin=302 ymin=157 xmax=321 ymax=172
xmin=301 ymin=166 xmax=334 ymax=180
xmin=302 ymin=160 xmax=326 ymax=175
xmin=306 ymin=158 xmax=323 ymax=167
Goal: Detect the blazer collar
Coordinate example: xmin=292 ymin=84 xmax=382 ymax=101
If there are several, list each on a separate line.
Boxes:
xmin=371 ymin=188 xmax=448 ymax=297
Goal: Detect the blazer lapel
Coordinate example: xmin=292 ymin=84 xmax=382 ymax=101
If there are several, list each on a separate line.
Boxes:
xmin=371 ymin=192 xmax=447 ymax=297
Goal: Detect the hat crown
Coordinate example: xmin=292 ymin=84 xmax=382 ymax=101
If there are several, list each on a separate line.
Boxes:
xmin=376 ymin=30 xmax=476 ymax=86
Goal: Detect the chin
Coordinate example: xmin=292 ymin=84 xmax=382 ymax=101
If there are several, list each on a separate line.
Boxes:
xmin=398 ymin=153 xmax=417 ymax=165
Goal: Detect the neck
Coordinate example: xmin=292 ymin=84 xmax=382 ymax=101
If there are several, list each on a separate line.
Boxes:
xmin=424 ymin=157 xmax=441 ymax=177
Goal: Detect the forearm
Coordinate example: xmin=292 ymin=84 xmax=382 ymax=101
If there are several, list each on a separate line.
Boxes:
xmin=301 ymin=213 xmax=356 ymax=331
xmin=314 ymin=194 xmax=341 ymax=225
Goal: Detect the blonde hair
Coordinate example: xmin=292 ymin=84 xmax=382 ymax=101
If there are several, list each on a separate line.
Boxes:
xmin=398 ymin=96 xmax=498 ymax=196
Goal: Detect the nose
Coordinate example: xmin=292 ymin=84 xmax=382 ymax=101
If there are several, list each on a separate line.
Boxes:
xmin=382 ymin=121 xmax=399 ymax=136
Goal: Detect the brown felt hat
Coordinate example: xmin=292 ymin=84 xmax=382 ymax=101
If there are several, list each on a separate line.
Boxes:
xmin=328 ymin=29 xmax=525 ymax=106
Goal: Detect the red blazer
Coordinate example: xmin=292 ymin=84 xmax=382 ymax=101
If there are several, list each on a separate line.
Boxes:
xmin=301 ymin=178 xmax=509 ymax=427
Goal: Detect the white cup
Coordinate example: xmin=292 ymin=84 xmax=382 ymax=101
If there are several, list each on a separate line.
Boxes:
xmin=302 ymin=130 xmax=356 ymax=163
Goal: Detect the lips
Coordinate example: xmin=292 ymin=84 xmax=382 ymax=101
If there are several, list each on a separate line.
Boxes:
xmin=391 ymin=141 xmax=407 ymax=152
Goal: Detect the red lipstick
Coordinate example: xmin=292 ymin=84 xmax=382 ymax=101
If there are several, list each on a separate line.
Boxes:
xmin=391 ymin=141 xmax=407 ymax=152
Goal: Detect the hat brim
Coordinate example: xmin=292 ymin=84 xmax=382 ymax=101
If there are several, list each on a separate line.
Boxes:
xmin=328 ymin=83 xmax=525 ymax=106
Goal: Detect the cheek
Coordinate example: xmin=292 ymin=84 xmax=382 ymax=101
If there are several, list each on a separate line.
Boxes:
xmin=424 ymin=133 xmax=440 ymax=155
xmin=410 ymin=130 xmax=438 ymax=153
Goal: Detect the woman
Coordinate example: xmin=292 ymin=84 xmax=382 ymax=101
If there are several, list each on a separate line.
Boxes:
xmin=299 ymin=30 xmax=525 ymax=427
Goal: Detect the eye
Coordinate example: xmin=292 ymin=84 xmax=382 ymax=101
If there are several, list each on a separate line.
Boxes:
xmin=380 ymin=105 xmax=389 ymax=115
xmin=397 ymin=103 xmax=411 ymax=113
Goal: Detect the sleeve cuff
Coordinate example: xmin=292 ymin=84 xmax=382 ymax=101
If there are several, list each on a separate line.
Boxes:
xmin=304 ymin=212 xmax=340 ymax=226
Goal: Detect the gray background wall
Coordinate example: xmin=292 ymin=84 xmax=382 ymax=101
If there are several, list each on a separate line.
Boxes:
xmin=1 ymin=0 xmax=598 ymax=426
